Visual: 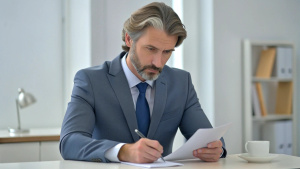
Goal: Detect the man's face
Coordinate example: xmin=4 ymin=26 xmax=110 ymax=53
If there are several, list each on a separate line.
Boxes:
xmin=126 ymin=27 xmax=177 ymax=81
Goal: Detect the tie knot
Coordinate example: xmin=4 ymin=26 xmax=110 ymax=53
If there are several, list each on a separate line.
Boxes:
xmin=136 ymin=82 xmax=148 ymax=93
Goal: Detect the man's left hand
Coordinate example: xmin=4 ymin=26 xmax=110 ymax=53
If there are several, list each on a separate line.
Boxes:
xmin=193 ymin=140 xmax=223 ymax=162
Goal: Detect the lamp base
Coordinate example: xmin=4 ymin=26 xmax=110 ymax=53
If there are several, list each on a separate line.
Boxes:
xmin=8 ymin=128 xmax=29 ymax=133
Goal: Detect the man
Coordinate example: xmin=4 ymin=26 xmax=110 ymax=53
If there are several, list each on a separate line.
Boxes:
xmin=60 ymin=2 xmax=226 ymax=163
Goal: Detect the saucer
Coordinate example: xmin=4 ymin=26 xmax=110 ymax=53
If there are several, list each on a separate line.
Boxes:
xmin=238 ymin=153 xmax=278 ymax=163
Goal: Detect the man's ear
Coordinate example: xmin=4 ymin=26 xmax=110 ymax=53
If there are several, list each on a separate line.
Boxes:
xmin=125 ymin=33 xmax=133 ymax=47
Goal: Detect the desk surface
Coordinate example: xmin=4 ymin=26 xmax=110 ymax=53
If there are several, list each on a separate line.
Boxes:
xmin=0 ymin=154 xmax=299 ymax=169
xmin=0 ymin=128 xmax=60 ymax=143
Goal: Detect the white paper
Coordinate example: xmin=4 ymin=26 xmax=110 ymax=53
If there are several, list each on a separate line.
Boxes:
xmin=122 ymin=160 xmax=183 ymax=168
xmin=164 ymin=123 xmax=231 ymax=161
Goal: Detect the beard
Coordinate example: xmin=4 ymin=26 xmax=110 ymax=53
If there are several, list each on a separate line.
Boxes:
xmin=129 ymin=43 xmax=162 ymax=81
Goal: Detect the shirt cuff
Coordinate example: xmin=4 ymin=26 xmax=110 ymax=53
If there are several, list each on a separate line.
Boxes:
xmin=220 ymin=147 xmax=224 ymax=157
xmin=104 ymin=143 xmax=126 ymax=162
xmin=220 ymin=147 xmax=227 ymax=158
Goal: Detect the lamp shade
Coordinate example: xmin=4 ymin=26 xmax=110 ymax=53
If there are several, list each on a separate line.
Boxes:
xmin=17 ymin=88 xmax=36 ymax=108
xmin=8 ymin=88 xmax=36 ymax=133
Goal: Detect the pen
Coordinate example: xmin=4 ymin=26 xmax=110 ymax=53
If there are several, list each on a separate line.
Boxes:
xmin=135 ymin=129 xmax=166 ymax=162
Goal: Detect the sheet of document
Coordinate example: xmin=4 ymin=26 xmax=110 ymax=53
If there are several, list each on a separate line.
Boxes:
xmin=164 ymin=123 xmax=231 ymax=161
xmin=122 ymin=160 xmax=183 ymax=168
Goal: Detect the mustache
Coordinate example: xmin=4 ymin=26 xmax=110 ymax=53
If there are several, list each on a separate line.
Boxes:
xmin=140 ymin=65 xmax=162 ymax=73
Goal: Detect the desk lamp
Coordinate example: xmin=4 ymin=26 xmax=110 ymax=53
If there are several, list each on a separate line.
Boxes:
xmin=8 ymin=88 xmax=36 ymax=133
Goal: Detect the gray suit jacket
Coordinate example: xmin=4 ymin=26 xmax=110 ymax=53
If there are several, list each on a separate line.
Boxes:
xmin=60 ymin=52 xmax=226 ymax=162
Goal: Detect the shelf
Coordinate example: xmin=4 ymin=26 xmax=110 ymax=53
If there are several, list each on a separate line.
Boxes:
xmin=253 ymin=114 xmax=292 ymax=122
xmin=242 ymin=39 xmax=297 ymax=155
xmin=252 ymin=77 xmax=293 ymax=82
xmin=249 ymin=41 xmax=294 ymax=47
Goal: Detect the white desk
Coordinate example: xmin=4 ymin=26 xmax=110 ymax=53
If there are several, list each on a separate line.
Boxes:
xmin=0 ymin=154 xmax=299 ymax=169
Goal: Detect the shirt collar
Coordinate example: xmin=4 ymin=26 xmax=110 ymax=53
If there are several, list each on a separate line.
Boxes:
xmin=121 ymin=53 xmax=154 ymax=88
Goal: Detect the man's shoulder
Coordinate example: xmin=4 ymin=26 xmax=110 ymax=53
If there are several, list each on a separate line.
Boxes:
xmin=162 ymin=65 xmax=190 ymax=77
xmin=79 ymin=61 xmax=111 ymax=76
xmin=79 ymin=52 xmax=125 ymax=76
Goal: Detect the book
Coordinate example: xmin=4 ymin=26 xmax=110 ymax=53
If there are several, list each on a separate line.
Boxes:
xmin=274 ymin=47 xmax=293 ymax=78
xmin=251 ymin=84 xmax=261 ymax=117
xmin=255 ymin=83 xmax=267 ymax=116
xmin=285 ymin=47 xmax=293 ymax=78
xmin=275 ymin=82 xmax=293 ymax=115
xmin=284 ymin=120 xmax=293 ymax=155
xmin=262 ymin=121 xmax=286 ymax=154
xmin=262 ymin=120 xmax=293 ymax=155
xmin=255 ymin=48 xmax=276 ymax=78
xmin=275 ymin=47 xmax=287 ymax=78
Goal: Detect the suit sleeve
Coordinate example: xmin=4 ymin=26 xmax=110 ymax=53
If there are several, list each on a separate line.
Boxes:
xmin=59 ymin=70 xmax=120 ymax=162
xmin=179 ymin=73 xmax=227 ymax=158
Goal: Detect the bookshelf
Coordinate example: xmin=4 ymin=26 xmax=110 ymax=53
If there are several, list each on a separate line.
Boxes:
xmin=242 ymin=39 xmax=298 ymax=155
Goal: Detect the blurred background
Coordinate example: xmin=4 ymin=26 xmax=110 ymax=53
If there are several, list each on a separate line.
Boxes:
xmin=0 ymin=0 xmax=300 ymax=157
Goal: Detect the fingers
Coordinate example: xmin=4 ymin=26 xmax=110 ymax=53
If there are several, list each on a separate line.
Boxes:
xmin=145 ymin=139 xmax=164 ymax=154
xmin=138 ymin=139 xmax=163 ymax=161
xmin=118 ymin=138 xmax=163 ymax=163
xmin=193 ymin=140 xmax=223 ymax=162
xmin=207 ymin=140 xmax=222 ymax=148
xmin=193 ymin=147 xmax=223 ymax=162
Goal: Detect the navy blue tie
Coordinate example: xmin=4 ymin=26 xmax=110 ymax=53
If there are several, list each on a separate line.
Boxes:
xmin=136 ymin=82 xmax=150 ymax=136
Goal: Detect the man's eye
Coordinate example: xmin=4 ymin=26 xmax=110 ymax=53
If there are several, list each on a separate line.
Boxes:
xmin=147 ymin=47 xmax=155 ymax=51
xmin=163 ymin=50 xmax=172 ymax=54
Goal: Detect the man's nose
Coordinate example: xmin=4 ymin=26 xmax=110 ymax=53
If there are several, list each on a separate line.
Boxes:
xmin=151 ymin=53 xmax=162 ymax=68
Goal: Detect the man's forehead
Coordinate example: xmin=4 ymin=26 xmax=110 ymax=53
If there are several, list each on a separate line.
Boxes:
xmin=137 ymin=27 xmax=177 ymax=49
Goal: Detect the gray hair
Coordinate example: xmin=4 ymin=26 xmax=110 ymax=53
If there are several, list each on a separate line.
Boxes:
xmin=122 ymin=2 xmax=187 ymax=52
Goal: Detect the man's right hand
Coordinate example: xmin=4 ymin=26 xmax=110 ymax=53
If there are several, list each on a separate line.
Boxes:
xmin=118 ymin=138 xmax=163 ymax=163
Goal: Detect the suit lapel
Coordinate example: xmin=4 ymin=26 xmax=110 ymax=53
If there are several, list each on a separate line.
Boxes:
xmin=147 ymin=74 xmax=167 ymax=138
xmin=107 ymin=53 xmax=139 ymax=142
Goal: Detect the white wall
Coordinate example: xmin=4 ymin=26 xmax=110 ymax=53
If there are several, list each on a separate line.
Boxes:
xmin=64 ymin=0 xmax=92 ymax=106
xmin=0 ymin=0 xmax=64 ymax=129
xmin=213 ymin=0 xmax=300 ymax=154
xmin=182 ymin=0 xmax=215 ymax=125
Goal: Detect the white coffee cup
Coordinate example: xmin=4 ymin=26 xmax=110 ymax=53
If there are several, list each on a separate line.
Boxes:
xmin=245 ymin=141 xmax=270 ymax=157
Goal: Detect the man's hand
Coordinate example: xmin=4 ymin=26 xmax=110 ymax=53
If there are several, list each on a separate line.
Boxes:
xmin=193 ymin=140 xmax=223 ymax=162
xmin=118 ymin=138 xmax=163 ymax=163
